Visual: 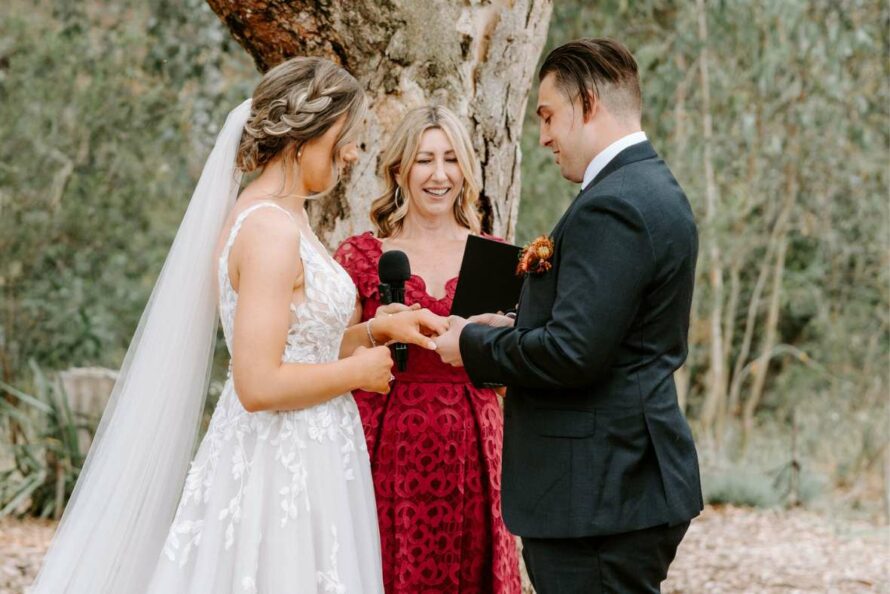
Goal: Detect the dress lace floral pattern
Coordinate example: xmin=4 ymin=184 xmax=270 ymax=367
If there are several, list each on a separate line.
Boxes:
xmin=146 ymin=203 xmax=383 ymax=593
xmin=335 ymin=232 xmax=521 ymax=594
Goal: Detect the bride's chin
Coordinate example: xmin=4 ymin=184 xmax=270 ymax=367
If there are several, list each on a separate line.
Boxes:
xmin=306 ymin=172 xmax=337 ymax=194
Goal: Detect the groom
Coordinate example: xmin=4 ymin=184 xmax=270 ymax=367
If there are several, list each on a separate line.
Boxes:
xmin=436 ymin=39 xmax=702 ymax=592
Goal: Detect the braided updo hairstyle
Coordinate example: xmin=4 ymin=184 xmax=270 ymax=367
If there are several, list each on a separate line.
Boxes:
xmin=237 ymin=57 xmax=365 ymax=176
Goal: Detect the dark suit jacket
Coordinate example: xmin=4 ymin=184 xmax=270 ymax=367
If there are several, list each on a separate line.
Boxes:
xmin=460 ymin=141 xmax=703 ymax=538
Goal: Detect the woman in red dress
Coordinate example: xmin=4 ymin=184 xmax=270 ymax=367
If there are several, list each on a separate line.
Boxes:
xmin=334 ymin=106 xmax=520 ymax=594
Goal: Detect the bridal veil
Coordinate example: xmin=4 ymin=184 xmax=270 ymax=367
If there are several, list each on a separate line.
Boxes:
xmin=30 ymin=99 xmax=251 ymax=593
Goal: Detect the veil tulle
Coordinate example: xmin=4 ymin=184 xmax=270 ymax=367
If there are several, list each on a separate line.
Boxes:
xmin=30 ymin=99 xmax=252 ymax=593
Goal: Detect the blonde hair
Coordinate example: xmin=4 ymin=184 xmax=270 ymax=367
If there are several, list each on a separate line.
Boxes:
xmin=237 ymin=57 xmax=365 ymax=197
xmin=370 ymin=106 xmax=482 ymax=238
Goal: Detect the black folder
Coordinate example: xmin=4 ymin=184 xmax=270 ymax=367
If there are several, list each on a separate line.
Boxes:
xmin=450 ymin=235 xmax=524 ymax=318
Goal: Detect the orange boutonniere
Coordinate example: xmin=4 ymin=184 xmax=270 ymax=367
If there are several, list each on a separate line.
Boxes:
xmin=516 ymin=235 xmax=555 ymax=276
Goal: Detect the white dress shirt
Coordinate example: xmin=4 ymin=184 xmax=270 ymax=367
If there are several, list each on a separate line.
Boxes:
xmin=581 ymin=131 xmax=648 ymax=190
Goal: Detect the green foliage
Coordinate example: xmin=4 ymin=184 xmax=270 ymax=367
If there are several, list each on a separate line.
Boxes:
xmin=0 ymin=363 xmax=93 ymax=518
xmin=0 ymin=0 xmax=885 ymax=517
xmin=703 ymin=468 xmax=781 ymax=509
xmin=0 ymin=0 xmax=256 ymax=382
xmin=514 ymin=0 xmax=889 ymax=512
xmin=702 ymin=453 xmax=826 ymax=510
xmin=0 ymin=2 xmax=254 ymax=516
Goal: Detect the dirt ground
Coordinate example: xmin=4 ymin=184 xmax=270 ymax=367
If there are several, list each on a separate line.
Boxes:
xmin=1 ymin=505 xmax=887 ymax=593
xmin=663 ymin=506 xmax=888 ymax=594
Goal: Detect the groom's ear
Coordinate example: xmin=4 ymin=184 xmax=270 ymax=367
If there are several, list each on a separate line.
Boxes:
xmin=582 ymin=89 xmax=599 ymax=123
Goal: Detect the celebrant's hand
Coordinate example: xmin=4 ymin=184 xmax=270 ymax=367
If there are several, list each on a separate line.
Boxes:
xmin=375 ymin=302 xmax=421 ymax=317
xmin=435 ymin=315 xmax=469 ymax=367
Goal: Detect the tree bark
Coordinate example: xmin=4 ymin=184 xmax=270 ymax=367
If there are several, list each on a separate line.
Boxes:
xmin=726 ymin=239 xmax=774 ymax=418
xmin=741 ymin=233 xmax=788 ymax=449
xmin=742 ymin=146 xmax=797 ymax=449
xmin=205 ymin=0 xmax=553 ymax=248
xmin=714 ymin=259 xmax=740 ymax=440
xmin=694 ymin=0 xmax=726 ymax=442
xmin=671 ymin=51 xmax=694 ymax=417
xmin=726 ymin=178 xmax=793 ymax=422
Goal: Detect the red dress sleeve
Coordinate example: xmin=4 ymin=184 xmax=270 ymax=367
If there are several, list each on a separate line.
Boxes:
xmin=334 ymin=232 xmax=380 ymax=302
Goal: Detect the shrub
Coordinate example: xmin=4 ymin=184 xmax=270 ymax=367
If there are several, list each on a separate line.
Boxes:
xmin=0 ymin=363 xmax=95 ymax=518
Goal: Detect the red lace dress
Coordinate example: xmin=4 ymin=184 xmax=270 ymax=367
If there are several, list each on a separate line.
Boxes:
xmin=334 ymin=232 xmax=520 ymax=594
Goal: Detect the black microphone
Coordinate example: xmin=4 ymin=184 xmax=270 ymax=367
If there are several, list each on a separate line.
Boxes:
xmin=378 ymin=250 xmax=411 ymax=371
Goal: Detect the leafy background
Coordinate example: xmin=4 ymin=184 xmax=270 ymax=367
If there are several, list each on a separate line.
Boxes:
xmin=1 ymin=0 xmax=887 ymax=519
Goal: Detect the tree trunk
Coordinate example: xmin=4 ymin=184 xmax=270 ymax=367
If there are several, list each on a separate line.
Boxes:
xmin=883 ymin=443 xmax=890 ymax=525
xmin=726 ymin=177 xmax=793 ymax=422
xmin=724 ymin=94 xmax=766 ymax=429
xmin=671 ymin=52 xmax=694 ymax=418
xmin=726 ymin=239 xmax=774 ymax=418
xmin=741 ymin=131 xmax=798 ymax=449
xmin=694 ymin=0 xmax=726 ymax=442
xmin=714 ymin=259 xmax=740 ymax=440
xmin=733 ymin=196 xmax=794 ymax=453
xmin=741 ymin=233 xmax=788 ymax=448
xmin=205 ymin=0 xmax=553 ymax=248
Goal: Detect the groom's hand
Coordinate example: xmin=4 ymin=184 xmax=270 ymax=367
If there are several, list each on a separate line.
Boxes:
xmin=435 ymin=315 xmax=469 ymax=367
xmin=467 ymin=312 xmax=515 ymax=328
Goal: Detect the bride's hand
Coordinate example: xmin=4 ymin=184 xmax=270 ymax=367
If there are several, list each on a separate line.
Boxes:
xmin=372 ymin=308 xmax=449 ymax=350
xmin=351 ymin=345 xmax=395 ymax=394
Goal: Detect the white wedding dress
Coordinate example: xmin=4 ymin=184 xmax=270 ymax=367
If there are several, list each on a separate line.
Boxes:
xmin=146 ymin=202 xmax=383 ymax=593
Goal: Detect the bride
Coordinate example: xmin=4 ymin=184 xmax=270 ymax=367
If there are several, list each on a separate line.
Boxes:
xmin=30 ymin=57 xmax=447 ymax=593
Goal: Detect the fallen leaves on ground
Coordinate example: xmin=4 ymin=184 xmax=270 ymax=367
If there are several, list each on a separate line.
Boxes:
xmin=1 ymin=506 xmax=887 ymax=594
xmin=663 ymin=505 xmax=888 ymax=594
xmin=0 ymin=517 xmax=54 ymax=594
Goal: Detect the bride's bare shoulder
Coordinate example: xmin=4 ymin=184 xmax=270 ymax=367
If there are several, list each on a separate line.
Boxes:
xmin=224 ymin=202 xmax=302 ymax=288
xmin=228 ymin=198 xmax=299 ymax=238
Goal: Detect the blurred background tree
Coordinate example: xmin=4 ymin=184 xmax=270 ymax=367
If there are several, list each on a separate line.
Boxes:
xmin=1 ymin=0 xmax=887 ymax=518
xmin=0 ymin=0 xmax=255 ymax=382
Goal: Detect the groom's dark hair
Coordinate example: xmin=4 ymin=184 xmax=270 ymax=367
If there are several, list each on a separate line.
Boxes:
xmin=539 ymin=38 xmax=642 ymax=121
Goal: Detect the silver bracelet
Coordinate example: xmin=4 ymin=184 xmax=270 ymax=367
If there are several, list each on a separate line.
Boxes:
xmin=366 ymin=319 xmax=378 ymax=347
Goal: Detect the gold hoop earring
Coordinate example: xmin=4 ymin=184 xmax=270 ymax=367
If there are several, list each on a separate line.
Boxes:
xmin=395 ymin=186 xmax=404 ymax=207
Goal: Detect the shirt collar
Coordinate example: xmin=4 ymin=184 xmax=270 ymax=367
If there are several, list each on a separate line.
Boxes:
xmin=581 ymin=131 xmax=648 ymax=190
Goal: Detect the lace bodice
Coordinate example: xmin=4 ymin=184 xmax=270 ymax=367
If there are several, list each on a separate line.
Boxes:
xmin=148 ymin=203 xmax=382 ymax=593
xmin=217 ymin=202 xmax=356 ymax=365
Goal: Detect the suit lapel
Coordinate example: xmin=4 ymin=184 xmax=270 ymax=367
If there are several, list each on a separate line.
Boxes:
xmin=518 ymin=141 xmax=659 ymax=320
